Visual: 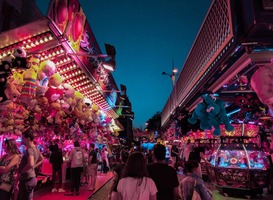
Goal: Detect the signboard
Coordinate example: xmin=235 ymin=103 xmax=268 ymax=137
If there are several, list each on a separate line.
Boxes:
xmin=47 ymin=0 xmax=110 ymax=90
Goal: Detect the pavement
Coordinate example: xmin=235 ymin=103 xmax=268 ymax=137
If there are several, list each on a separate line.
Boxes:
xmin=33 ymin=172 xmax=113 ymax=200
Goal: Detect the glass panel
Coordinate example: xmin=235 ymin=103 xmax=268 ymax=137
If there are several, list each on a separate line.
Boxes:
xmin=216 ymin=148 xmax=248 ymax=169
xmin=247 ymin=150 xmax=270 ymax=169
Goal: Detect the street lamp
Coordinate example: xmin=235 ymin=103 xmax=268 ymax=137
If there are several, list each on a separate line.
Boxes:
xmin=162 ymin=68 xmax=178 ymax=87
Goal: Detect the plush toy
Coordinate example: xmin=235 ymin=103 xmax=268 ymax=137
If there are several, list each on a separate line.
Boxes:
xmin=37 ymin=60 xmax=56 ymax=86
xmin=20 ymin=54 xmax=40 ymax=105
xmin=62 ymin=83 xmax=75 ymax=98
xmin=203 ymin=94 xmax=220 ymax=133
xmin=45 ymin=73 xmax=64 ymax=102
xmin=0 ymin=55 xmax=14 ymax=102
xmin=4 ymin=77 xmax=20 ymax=101
xmin=45 ymin=87 xmax=63 ymax=103
xmin=188 ymin=94 xmax=234 ymax=136
xmin=36 ymin=85 xmax=48 ymax=97
xmin=187 ymin=97 xmax=211 ymax=131
xmin=48 ymin=73 xmax=63 ymax=88
xmin=12 ymin=47 xmax=28 ymax=69
xmin=46 ymin=102 xmax=61 ymax=123
xmin=215 ymin=98 xmax=234 ymax=133
xmin=59 ymin=83 xmax=74 ymax=113
xmin=12 ymin=71 xmax=24 ymax=93
xmin=55 ymin=109 xmax=66 ymax=124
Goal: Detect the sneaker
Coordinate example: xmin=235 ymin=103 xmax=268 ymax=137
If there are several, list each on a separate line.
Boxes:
xmin=58 ymin=188 xmax=66 ymax=192
xmin=51 ymin=188 xmax=57 ymax=192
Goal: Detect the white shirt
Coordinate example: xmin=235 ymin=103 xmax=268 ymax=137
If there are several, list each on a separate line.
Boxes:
xmin=117 ymin=177 xmax=157 ymax=200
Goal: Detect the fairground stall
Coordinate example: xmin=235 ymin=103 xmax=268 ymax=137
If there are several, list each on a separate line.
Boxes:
xmin=0 ymin=0 xmax=124 ymax=185
xmin=160 ymin=0 xmax=273 ymax=197
xmin=207 ymin=124 xmax=270 ymax=196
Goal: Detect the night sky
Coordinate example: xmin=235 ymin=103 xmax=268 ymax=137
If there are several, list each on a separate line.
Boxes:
xmin=36 ymin=0 xmax=211 ymax=129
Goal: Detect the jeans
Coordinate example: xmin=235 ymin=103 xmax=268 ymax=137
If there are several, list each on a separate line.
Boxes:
xmin=102 ymin=159 xmax=108 ymax=174
xmin=52 ymin=168 xmax=62 ymax=189
xmin=18 ymin=177 xmax=37 ymax=200
xmin=88 ymin=163 xmax=98 ymax=189
xmin=70 ymin=167 xmax=83 ymax=192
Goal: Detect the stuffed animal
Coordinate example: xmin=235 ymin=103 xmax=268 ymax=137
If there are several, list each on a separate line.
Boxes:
xmin=0 ymin=54 xmax=14 ymax=102
xmin=203 ymin=94 xmax=220 ymax=134
xmin=37 ymin=60 xmax=56 ymax=86
xmin=188 ymin=94 xmax=234 ymax=136
xmin=187 ymin=97 xmax=211 ymax=131
xmin=12 ymin=47 xmax=28 ymax=69
xmin=36 ymin=85 xmax=48 ymax=97
xmin=46 ymin=102 xmax=61 ymax=123
xmin=45 ymin=87 xmax=63 ymax=103
xmin=215 ymin=98 xmax=234 ymax=133
xmin=45 ymin=73 xmax=64 ymax=103
xmin=12 ymin=71 xmax=24 ymax=93
xmin=60 ymin=83 xmax=75 ymax=113
xmin=20 ymin=54 xmax=40 ymax=105
xmin=4 ymin=77 xmax=20 ymax=101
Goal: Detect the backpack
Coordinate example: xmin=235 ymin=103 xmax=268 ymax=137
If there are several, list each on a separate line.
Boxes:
xmin=74 ymin=149 xmax=83 ymax=165
xmin=192 ymin=180 xmax=202 ymax=200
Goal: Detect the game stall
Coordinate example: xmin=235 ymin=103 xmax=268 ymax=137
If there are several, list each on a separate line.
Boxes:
xmin=207 ymin=124 xmax=270 ymax=196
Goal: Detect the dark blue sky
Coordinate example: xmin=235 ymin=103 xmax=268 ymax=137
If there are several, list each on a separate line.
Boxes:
xmin=36 ymin=0 xmax=211 ymax=129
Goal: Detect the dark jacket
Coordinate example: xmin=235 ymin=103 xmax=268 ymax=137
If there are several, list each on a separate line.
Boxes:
xmin=49 ymin=147 xmax=63 ymax=170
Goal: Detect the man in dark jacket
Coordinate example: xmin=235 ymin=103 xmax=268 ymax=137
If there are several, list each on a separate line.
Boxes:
xmin=147 ymin=144 xmax=180 ymax=200
xmin=50 ymin=145 xmax=65 ymax=192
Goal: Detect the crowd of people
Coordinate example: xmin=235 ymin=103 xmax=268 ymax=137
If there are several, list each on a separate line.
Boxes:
xmin=0 ymin=129 xmax=213 ymax=200
xmin=107 ymin=143 xmax=212 ymax=200
xmin=0 ymin=128 xmax=44 ymax=200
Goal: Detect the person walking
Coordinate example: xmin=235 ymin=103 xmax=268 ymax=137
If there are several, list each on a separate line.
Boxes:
xmin=81 ymin=145 xmax=89 ymax=185
xmin=87 ymin=143 xmax=98 ymax=191
xmin=180 ymin=161 xmax=212 ymax=200
xmin=17 ymin=128 xmax=44 ymax=200
xmin=182 ymin=139 xmax=192 ymax=162
xmin=108 ymin=150 xmax=129 ymax=200
xmin=147 ymin=144 xmax=180 ymax=200
xmin=49 ymin=144 xmax=65 ymax=193
xmin=117 ymin=152 xmax=157 ymax=200
xmin=65 ymin=140 xmax=84 ymax=196
xmin=101 ymin=146 xmax=109 ymax=174
xmin=171 ymin=145 xmax=179 ymax=168
xmin=188 ymin=141 xmax=207 ymax=177
xmin=0 ymin=139 xmax=20 ymax=200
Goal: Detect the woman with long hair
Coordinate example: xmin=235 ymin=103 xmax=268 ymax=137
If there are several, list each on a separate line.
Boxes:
xmin=117 ymin=152 xmax=157 ymax=200
xmin=0 ymin=138 xmax=20 ymax=200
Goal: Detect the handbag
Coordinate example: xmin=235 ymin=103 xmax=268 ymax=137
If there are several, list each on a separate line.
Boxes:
xmin=0 ymin=182 xmax=13 ymax=192
xmin=192 ymin=180 xmax=201 ymax=200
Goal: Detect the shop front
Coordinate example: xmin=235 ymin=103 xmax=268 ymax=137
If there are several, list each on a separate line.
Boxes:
xmin=0 ymin=0 xmax=123 ymax=184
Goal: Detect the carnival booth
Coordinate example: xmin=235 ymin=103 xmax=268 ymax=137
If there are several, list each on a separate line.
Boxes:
xmin=0 ymin=0 xmax=123 ymax=185
xmin=207 ymin=124 xmax=270 ymax=196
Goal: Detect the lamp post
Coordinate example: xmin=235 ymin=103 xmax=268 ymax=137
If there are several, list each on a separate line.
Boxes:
xmin=162 ymin=68 xmax=178 ymax=87
xmin=162 ymin=63 xmax=179 ymax=135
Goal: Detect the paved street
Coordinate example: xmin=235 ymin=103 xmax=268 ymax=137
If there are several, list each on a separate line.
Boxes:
xmin=91 ymin=176 xmax=273 ymax=200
